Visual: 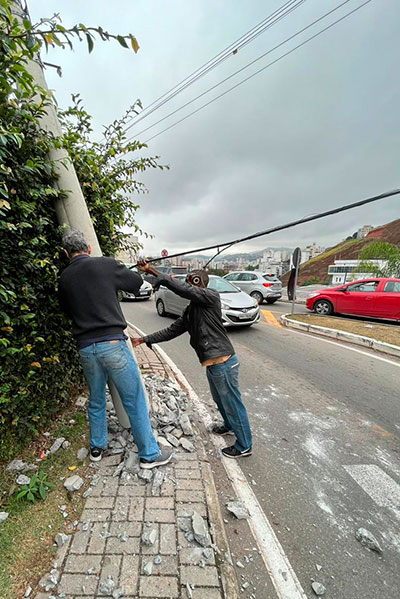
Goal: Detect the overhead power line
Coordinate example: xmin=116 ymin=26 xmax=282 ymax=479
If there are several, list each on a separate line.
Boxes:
xmin=129 ymin=0 xmax=371 ymax=144
xmin=121 ymin=0 xmax=306 ymax=135
xmin=134 ymin=188 xmax=400 ymax=267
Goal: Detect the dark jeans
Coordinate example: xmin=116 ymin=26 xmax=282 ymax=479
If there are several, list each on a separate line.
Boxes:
xmin=206 ymin=354 xmax=252 ymax=452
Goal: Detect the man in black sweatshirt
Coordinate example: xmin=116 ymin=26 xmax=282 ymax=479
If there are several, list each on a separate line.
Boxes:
xmin=133 ymin=261 xmax=252 ymax=459
xmin=58 ymin=231 xmax=171 ymax=468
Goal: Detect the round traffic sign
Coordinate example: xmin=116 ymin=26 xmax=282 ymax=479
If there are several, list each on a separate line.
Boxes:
xmin=161 ymin=249 xmax=168 ymax=258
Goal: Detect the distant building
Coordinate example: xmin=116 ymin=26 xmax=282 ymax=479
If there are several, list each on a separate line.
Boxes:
xmin=356 ymin=225 xmax=374 ymax=239
xmin=328 ymin=258 xmax=387 ymax=284
xmin=300 ymin=242 xmax=325 ymax=263
xmin=116 ymin=234 xmax=138 ymax=264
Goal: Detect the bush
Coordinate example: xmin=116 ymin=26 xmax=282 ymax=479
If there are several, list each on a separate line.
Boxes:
xmin=0 ymin=3 xmax=156 ymax=459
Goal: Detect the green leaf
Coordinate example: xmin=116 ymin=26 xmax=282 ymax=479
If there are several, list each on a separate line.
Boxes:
xmin=39 ymin=484 xmax=46 ymax=500
xmin=86 ymin=33 xmax=94 ymax=53
xmin=27 ymin=491 xmax=35 ymax=502
xmin=117 ymin=35 xmax=128 ymax=48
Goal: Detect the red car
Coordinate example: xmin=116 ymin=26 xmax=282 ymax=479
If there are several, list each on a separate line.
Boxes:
xmin=306 ymin=278 xmax=400 ymax=321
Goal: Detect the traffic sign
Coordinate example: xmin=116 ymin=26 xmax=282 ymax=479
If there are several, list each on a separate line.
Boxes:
xmin=161 ymin=249 xmax=168 ymax=258
xmin=292 ymin=247 xmax=302 ymax=268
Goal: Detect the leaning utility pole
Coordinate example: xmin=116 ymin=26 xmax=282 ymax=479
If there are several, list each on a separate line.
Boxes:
xmin=12 ymin=1 xmax=148 ymax=424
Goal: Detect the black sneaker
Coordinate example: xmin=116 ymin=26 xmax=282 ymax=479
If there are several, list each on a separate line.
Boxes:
xmin=211 ymin=425 xmax=234 ymax=436
xmin=90 ymin=447 xmax=103 ymax=462
xmin=221 ymin=445 xmax=252 ymax=459
xmin=140 ymin=449 xmax=172 ymax=470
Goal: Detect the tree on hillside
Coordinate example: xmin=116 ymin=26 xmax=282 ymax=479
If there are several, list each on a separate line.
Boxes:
xmin=357 ymin=241 xmax=400 ymax=278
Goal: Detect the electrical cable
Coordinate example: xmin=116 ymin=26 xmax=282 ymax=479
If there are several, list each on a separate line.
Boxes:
xmin=133 ymin=188 xmax=400 ymax=267
xmin=120 ymin=0 xmax=306 ymax=135
xmin=130 ymin=0 xmax=369 ymax=144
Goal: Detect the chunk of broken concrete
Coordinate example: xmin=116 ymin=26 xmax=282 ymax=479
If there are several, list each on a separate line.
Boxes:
xmin=355 ymin=527 xmax=382 ymax=554
xmin=76 ymin=447 xmax=89 ymax=461
xmin=226 ymin=500 xmax=250 ymax=519
xmin=180 ymin=413 xmax=194 ymax=436
xmin=191 ymin=511 xmax=210 ymax=547
xmin=6 ymin=459 xmax=36 ymax=473
xmin=54 ymin=533 xmax=69 ymax=547
xmin=99 ymin=575 xmax=115 ymax=594
xmin=311 ymin=581 xmax=326 ymax=596
xmin=151 ymin=470 xmax=164 ymax=496
xmin=75 ymin=396 xmax=87 ymax=407
xmin=64 ymin=474 xmax=84 ymax=492
xmin=124 ymin=450 xmax=140 ymax=474
xmin=138 ymin=469 xmax=153 ymax=482
xmin=47 ymin=437 xmax=65 ymax=455
xmin=0 ymin=512 xmax=9 ymax=524
xmin=141 ymin=528 xmax=157 ymax=546
xmin=180 ymin=438 xmax=195 ymax=453
xmin=143 ymin=561 xmax=153 ymax=576
xmin=16 ymin=474 xmax=30 ymax=486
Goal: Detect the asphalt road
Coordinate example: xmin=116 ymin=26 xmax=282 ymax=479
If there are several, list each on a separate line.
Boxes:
xmin=123 ymin=297 xmax=400 ymax=599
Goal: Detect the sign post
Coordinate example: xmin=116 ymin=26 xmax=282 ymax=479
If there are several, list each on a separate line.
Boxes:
xmin=289 ymin=247 xmax=302 ymax=314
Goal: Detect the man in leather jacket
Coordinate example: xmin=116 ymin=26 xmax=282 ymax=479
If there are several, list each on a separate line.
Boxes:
xmin=133 ymin=261 xmax=252 ymax=459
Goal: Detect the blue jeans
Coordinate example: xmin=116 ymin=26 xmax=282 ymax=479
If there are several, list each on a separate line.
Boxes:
xmin=206 ymin=354 xmax=252 ymax=452
xmin=78 ymin=340 xmax=159 ymax=461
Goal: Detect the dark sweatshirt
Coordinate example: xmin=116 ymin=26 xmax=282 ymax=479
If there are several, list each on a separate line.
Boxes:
xmin=58 ymin=255 xmax=142 ymax=342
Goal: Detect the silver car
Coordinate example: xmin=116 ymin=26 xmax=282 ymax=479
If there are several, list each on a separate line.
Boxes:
xmin=155 ymin=275 xmax=260 ymax=327
xmin=223 ymin=271 xmax=282 ymax=304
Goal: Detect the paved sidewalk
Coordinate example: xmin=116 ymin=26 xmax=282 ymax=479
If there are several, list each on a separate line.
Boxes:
xmin=36 ymin=336 xmax=237 ymax=599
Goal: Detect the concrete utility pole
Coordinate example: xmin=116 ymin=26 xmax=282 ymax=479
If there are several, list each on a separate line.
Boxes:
xmin=12 ymin=1 xmax=149 ymax=425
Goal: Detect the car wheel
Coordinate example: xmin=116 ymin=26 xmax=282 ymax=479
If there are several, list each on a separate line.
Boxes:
xmin=251 ymin=291 xmax=263 ymax=305
xmin=266 ymin=298 xmax=277 ymax=304
xmin=156 ymin=299 xmax=166 ymax=316
xmin=313 ymin=299 xmax=333 ymax=315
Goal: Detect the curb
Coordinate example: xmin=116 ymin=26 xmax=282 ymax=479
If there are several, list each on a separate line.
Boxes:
xmin=280 ymin=314 xmax=400 ymax=358
xmin=127 ymin=321 xmax=240 ymax=599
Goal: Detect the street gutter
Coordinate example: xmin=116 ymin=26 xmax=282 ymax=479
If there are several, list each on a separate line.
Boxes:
xmin=280 ymin=314 xmax=400 ymax=359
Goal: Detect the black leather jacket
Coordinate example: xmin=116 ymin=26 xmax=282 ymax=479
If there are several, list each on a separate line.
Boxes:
xmin=143 ymin=275 xmax=234 ymax=363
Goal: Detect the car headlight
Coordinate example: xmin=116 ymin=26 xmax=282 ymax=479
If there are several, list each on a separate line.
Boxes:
xmin=308 ymin=292 xmax=320 ymax=298
xmin=221 ymin=302 xmax=230 ymax=310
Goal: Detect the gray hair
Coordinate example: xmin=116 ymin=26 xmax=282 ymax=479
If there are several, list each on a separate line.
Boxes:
xmin=61 ymin=231 xmax=88 ymax=255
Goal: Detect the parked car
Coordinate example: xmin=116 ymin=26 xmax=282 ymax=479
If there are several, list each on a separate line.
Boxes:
xmin=118 ymin=264 xmax=152 ymax=301
xmin=223 ymin=271 xmax=282 ymax=304
xmin=143 ymin=265 xmax=188 ymax=287
xmin=155 ymin=275 xmax=260 ymax=327
xmin=305 ymin=278 xmax=400 ymax=320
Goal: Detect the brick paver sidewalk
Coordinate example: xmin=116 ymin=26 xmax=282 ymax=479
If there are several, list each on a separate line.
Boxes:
xmin=36 ymin=335 xmax=237 ymax=599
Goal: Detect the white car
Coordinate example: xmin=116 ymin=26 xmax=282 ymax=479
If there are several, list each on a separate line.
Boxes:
xmin=119 ymin=264 xmax=152 ymax=301
xmin=155 ymin=275 xmax=260 ymax=327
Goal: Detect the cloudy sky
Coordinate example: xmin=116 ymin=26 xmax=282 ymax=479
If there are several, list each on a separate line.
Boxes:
xmin=31 ymin=0 xmax=400 ymax=257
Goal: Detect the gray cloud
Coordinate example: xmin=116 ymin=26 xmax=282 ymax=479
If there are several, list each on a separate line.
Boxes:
xmin=31 ymin=0 xmax=400 ymax=256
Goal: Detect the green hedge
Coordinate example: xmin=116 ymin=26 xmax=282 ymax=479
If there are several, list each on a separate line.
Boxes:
xmin=0 ymin=6 xmax=82 ymax=460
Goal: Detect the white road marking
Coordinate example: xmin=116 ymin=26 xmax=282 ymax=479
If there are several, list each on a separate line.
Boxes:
xmin=285 ymin=328 xmax=400 ymax=368
xmin=344 ymin=464 xmax=400 ymax=508
xmin=149 ymin=337 xmax=308 ymax=599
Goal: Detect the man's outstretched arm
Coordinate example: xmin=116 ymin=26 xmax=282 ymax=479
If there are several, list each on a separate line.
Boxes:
xmin=131 ymin=316 xmax=187 ymax=348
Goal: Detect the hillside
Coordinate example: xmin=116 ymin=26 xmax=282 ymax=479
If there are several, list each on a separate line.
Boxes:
xmin=281 ymin=217 xmax=400 ymax=285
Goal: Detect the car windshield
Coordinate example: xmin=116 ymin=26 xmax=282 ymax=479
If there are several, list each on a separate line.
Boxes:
xmin=208 ymin=277 xmax=240 ymax=293
xmin=171 ymin=267 xmax=187 ymax=275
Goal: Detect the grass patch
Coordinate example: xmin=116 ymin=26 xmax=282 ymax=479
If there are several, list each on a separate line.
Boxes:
xmin=288 ymin=314 xmax=400 ymax=346
xmin=0 ymin=407 xmax=90 ymax=599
